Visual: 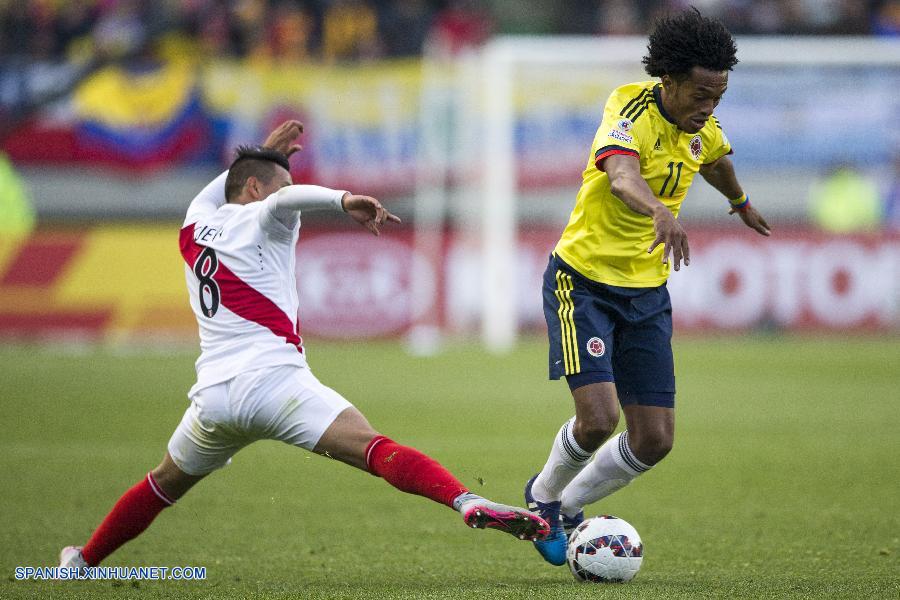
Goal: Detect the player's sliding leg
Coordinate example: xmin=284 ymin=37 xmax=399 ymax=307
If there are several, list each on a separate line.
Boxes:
xmin=61 ymin=453 xmax=205 ymax=568
xmin=559 ymin=404 xmax=673 ymax=530
xmin=61 ymin=379 xmax=240 ymax=568
xmin=526 ymin=382 xmax=619 ymax=565
xmin=60 ymin=470 xmax=176 ymax=569
xmin=367 ymin=435 xmax=549 ymax=541
xmin=314 ymin=407 xmax=549 ymax=541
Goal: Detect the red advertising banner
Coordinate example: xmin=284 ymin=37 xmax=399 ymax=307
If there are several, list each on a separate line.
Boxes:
xmin=665 ymin=229 xmax=898 ymax=331
xmin=295 ymin=227 xmax=899 ymax=338
xmin=0 ymin=226 xmax=896 ymax=343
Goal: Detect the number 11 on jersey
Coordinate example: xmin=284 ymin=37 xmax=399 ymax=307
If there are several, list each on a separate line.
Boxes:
xmin=659 ymin=161 xmax=683 ymax=197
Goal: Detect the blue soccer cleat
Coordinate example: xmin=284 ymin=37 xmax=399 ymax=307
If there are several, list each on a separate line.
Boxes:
xmin=524 ymin=474 xmax=567 ymax=566
xmin=562 ymin=510 xmax=585 ymax=539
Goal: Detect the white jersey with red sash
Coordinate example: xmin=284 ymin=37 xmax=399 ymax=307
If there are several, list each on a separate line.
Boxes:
xmin=179 ymin=171 xmax=343 ymax=397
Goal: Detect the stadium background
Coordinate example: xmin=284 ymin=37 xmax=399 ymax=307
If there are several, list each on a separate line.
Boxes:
xmin=1 ymin=1 xmax=898 ymax=598
xmin=1 ymin=0 xmax=898 ymax=344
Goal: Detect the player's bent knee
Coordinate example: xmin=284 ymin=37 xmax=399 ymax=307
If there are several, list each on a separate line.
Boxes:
xmin=151 ymin=453 xmax=205 ymax=501
xmin=629 ymin=432 xmax=674 ymax=466
xmin=313 ymin=407 xmax=379 ymax=470
xmin=572 ymin=382 xmax=620 ymax=449
xmin=573 ymin=413 xmax=618 ymax=449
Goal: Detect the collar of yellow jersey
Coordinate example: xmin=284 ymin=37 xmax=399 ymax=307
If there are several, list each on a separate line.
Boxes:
xmin=653 ymin=84 xmax=678 ymax=126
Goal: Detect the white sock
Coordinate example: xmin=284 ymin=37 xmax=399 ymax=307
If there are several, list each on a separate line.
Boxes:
xmin=532 ymin=417 xmax=593 ymax=503
xmin=452 ymin=492 xmax=483 ymax=513
xmin=560 ymin=431 xmax=650 ymax=517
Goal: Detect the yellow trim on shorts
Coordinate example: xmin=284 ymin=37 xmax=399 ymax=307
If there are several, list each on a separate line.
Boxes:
xmin=554 ymin=270 xmax=580 ymax=375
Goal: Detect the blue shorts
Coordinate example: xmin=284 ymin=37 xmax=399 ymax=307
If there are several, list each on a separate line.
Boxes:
xmin=543 ymin=254 xmax=675 ymax=408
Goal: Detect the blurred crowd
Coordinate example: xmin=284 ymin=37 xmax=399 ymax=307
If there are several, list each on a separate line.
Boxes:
xmin=1 ymin=0 xmax=897 ymax=63
xmin=0 ymin=0 xmax=492 ymax=63
xmin=562 ymin=0 xmax=899 ymax=36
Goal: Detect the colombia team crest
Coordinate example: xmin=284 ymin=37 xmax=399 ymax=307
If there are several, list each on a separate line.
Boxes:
xmin=689 ymin=135 xmax=702 ymax=160
xmin=587 ymin=337 xmax=606 ymax=357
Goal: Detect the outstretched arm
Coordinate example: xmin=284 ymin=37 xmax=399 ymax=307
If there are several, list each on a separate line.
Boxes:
xmin=262 ymin=187 xmax=401 ymax=236
xmin=604 ymin=154 xmax=690 ymax=271
xmin=699 ymin=156 xmax=771 ymax=236
xmin=257 ymin=119 xmax=401 ymax=235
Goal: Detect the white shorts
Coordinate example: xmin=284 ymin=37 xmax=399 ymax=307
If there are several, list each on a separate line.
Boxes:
xmin=168 ymin=365 xmax=353 ymax=476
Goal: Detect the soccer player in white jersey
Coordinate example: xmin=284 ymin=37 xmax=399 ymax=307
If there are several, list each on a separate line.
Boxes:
xmin=60 ymin=121 xmax=548 ymax=571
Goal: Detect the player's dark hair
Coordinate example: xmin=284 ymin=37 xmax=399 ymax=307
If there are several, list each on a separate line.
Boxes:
xmin=224 ymin=145 xmax=291 ymax=202
xmin=642 ymin=8 xmax=738 ymax=78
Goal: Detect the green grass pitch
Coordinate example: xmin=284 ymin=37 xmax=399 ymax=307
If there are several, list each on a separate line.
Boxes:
xmin=1 ymin=336 xmax=898 ymax=599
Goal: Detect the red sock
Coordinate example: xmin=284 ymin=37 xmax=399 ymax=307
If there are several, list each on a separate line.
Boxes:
xmin=365 ymin=436 xmax=468 ymax=508
xmin=81 ymin=473 xmax=174 ymax=566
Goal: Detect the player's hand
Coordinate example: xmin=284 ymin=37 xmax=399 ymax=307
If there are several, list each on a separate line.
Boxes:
xmin=341 ymin=194 xmax=402 ymax=236
xmin=648 ymin=208 xmax=690 ymax=271
xmin=263 ymin=120 xmax=304 ymax=157
xmin=729 ymin=205 xmax=771 ymax=236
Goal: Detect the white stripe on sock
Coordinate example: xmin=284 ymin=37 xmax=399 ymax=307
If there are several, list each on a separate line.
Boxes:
xmin=559 ymin=432 xmax=649 ymax=516
xmin=561 ymin=418 xmax=593 ymax=463
xmin=532 ymin=418 xmax=592 ymax=502
xmin=146 ymin=474 xmax=175 ymax=506
xmin=618 ymin=431 xmax=651 ymax=474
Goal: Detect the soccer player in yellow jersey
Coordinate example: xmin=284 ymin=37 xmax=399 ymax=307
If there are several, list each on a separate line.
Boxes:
xmin=524 ymin=9 xmax=771 ymax=565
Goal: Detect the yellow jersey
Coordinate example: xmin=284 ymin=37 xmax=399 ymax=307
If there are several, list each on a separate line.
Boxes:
xmin=554 ymin=81 xmax=732 ymax=287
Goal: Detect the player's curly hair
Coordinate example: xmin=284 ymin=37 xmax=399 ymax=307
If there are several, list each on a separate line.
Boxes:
xmin=642 ymin=8 xmax=738 ymax=78
xmin=225 ymin=145 xmax=291 ymax=201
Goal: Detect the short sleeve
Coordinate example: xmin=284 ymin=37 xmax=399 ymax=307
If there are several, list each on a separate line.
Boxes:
xmin=592 ymin=86 xmax=653 ymax=172
xmin=702 ymin=116 xmax=733 ymax=165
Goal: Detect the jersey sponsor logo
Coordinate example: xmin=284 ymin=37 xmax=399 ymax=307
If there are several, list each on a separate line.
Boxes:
xmin=608 ymin=129 xmax=633 ymax=144
xmin=586 ymin=336 xmax=605 ymax=357
xmin=609 ymin=118 xmax=635 ymax=143
xmin=689 ymin=135 xmax=702 ymax=160
xmin=616 ymin=118 xmax=633 ymax=132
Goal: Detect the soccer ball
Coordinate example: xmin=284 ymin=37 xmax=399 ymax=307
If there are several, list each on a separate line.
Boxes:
xmin=566 ymin=515 xmax=643 ymax=583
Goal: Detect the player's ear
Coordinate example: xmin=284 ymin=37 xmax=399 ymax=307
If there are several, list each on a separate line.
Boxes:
xmin=245 ymin=176 xmax=260 ymax=199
